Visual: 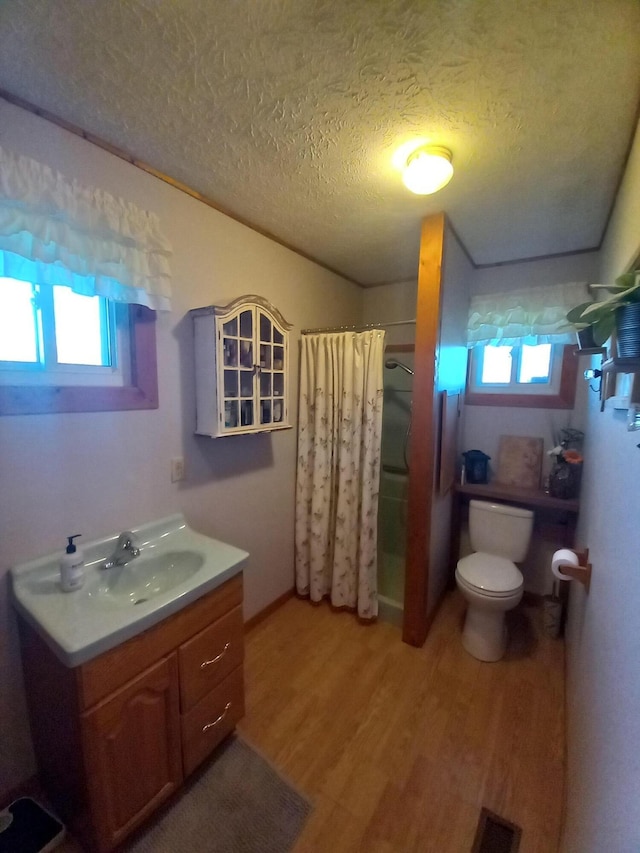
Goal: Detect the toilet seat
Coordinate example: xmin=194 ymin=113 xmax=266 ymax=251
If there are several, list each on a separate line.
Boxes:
xmin=456 ymin=552 xmax=523 ymax=596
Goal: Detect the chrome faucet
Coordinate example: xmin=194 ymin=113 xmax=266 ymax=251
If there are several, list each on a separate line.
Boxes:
xmin=103 ymin=531 xmax=140 ymax=569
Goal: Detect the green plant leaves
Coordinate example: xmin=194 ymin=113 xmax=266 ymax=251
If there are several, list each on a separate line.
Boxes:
xmin=592 ymin=314 xmax=616 ymax=346
xmin=565 ymin=302 xmax=593 ymax=326
xmin=565 ymin=271 xmax=640 ymax=344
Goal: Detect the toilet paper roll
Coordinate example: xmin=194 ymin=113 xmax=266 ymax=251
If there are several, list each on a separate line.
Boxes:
xmin=551 ymin=548 xmax=579 ymax=581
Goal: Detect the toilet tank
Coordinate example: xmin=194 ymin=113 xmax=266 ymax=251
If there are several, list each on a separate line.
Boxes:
xmin=468 ymin=500 xmax=534 ymax=561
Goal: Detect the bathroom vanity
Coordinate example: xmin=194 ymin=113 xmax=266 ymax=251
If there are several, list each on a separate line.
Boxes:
xmin=11 ymin=516 xmax=248 ymax=852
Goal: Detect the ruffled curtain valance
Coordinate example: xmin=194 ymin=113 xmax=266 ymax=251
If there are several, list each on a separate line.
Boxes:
xmin=467 ymin=281 xmax=589 ymax=347
xmin=0 ymin=145 xmax=172 ymax=310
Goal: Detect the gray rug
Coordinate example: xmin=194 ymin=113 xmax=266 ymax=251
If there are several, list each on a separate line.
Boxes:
xmin=126 ymin=736 xmax=312 ymax=853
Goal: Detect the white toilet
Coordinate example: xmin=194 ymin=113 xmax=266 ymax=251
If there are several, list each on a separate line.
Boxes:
xmin=455 ymin=500 xmax=534 ymax=662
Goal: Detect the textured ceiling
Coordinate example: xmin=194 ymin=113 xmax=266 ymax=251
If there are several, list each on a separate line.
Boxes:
xmin=1 ymin=0 xmax=640 ymax=285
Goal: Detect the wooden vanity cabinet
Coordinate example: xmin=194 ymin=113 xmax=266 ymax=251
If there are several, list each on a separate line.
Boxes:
xmin=81 ymin=655 xmax=183 ymax=849
xmin=18 ymin=574 xmax=244 ymax=852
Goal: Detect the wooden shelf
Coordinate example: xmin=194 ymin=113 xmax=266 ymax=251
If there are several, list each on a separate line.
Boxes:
xmin=455 ymin=481 xmax=580 ymax=513
xmin=575 ymin=347 xmax=606 ymax=356
xmin=601 ymin=357 xmax=640 ymax=373
xmin=599 ymin=358 xmax=640 ymax=411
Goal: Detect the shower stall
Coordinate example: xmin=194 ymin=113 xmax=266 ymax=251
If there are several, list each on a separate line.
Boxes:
xmin=378 ymin=351 xmax=414 ymax=626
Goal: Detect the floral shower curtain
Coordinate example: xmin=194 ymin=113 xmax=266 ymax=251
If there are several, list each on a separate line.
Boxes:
xmin=295 ymin=330 xmax=385 ymax=619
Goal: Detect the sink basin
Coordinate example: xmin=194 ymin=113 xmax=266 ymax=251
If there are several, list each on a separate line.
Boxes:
xmin=86 ymin=550 xmax=205 ymax=607
xmin=11 ymin=514 xmax=248 ymax=667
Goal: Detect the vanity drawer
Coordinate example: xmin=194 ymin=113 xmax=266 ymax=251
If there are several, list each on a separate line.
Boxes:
xmin=178 ymin=605 xmax=244 ymax=712
xmin=181 ymin=665 xmax=244 ymax=777
xmin=77 ymin=574 xmax=243 ymax=710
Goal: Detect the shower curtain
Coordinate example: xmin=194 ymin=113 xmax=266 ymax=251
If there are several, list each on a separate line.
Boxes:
xmin=295 ymin=330 xmax=385 ymax=619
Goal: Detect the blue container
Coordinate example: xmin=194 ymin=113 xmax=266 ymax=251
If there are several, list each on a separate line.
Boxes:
xmin=462 ymin=449 xmax=491 ymax=484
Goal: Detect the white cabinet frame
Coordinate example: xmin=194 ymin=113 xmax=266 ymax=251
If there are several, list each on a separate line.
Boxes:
xmin=192 ymin=295 xmax=292 ymax=437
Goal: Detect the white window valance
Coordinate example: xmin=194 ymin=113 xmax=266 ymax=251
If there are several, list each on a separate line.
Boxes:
xmin=0 ymin=145 xmax=172 ymax=311
xmin=467 ymin=281 xmax=589 ymax=347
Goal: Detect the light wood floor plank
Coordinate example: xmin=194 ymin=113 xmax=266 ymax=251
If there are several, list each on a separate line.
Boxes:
xmin=240 ymin=589 xmax=565 ymax=853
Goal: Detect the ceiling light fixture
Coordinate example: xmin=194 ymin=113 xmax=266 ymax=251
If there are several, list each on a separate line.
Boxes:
xmin=402 ymin=145 xmax=454 ymax=195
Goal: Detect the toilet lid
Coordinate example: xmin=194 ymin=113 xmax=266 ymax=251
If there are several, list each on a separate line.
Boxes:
xmin=457 ymin=552 xmax=523 ymax=593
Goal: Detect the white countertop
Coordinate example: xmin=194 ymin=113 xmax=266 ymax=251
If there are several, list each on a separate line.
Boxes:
xmin=11 ymin=514 xmax=248 ymax=667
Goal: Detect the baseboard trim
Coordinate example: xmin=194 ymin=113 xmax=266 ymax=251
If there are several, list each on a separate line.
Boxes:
xmin=424 ymin=583 xmax=449 ymax=635
xmin=244 ymin=588 xmax=295 ymax=633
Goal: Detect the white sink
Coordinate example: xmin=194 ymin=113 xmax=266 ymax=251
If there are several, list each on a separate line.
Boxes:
xmin=11 ymin=514 xmax=248 ymax=667
xmin=85 ymin=550 xmax=205 ymax=608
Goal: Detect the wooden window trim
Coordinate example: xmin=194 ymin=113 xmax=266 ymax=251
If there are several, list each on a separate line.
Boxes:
xmin=0 ymin=305 xmax=158 ymax=415
xmin=465 ymin=344 xmax=578 ymax=409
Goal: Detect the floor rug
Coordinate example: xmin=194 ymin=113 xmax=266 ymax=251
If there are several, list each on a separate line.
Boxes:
xmin=127 ymin=735 xmax=312 ymax=853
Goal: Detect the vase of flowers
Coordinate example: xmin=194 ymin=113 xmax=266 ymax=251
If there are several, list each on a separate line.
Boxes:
xmin=547 ymin=429 xmax=584 ymax=500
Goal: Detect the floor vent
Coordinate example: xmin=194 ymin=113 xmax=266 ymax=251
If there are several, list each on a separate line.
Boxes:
xmin=471 ymin=807 xmax=522 ymax=853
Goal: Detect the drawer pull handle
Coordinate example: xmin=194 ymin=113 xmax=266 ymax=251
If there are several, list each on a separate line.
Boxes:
xmin=200 ymin=642 xmax=230 ymax=669
xmin=202 ymin=702 xmax=231 ymax=733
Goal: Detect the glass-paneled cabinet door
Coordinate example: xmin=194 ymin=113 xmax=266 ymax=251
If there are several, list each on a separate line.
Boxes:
xmin=191 ymin=296 xmax=291 ymax=437
xmin=221 ymin=308 xmax=256 ymax=430
xmin=258 ymin=309 xmax=287 ymax=427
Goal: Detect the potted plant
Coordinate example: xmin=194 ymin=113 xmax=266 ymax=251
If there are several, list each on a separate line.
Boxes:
xmin=566 ymin=270 xmax=640 ymax=357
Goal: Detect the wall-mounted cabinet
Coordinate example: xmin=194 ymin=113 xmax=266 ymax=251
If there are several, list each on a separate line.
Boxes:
xmin=191 ymin=296 xmax=292 ymax=437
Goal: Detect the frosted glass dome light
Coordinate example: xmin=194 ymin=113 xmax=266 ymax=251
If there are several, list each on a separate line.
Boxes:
xmin=402 ymin=145 xmax=454 ymax=195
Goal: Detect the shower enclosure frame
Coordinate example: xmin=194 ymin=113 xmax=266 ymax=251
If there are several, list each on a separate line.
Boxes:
xmin=300 ymin=212 xmax=457 ymax=648
xmin=378 ymin=343 xmax=415 ymax=623
xmin=402 ymin=212 xmax=450 ymax=647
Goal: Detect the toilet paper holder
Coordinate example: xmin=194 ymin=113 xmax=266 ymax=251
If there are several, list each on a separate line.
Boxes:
xmin=556 ymin=548 xmax=592 ymax=592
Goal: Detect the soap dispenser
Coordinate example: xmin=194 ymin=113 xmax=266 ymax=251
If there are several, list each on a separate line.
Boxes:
xmin=60 ymin=534 xmax=84 ymax=592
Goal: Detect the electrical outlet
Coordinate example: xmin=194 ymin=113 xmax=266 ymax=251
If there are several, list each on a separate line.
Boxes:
xmin=171 ymin=457 xmax=185 ymax=482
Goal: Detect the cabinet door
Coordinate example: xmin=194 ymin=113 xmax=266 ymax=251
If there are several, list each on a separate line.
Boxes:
xmin=200 ymin=296 xmax=291 ymax=436
xmin=257 ymin=308 xmax=287 ymax=428
xmin=81 ymin=655 xmax=182 ymax=851
xmin=220 ymin=307 xmax=256 ymax=430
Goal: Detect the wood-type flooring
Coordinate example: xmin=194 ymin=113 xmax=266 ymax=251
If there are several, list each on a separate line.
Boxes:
xmin=51 ymin=589 xmax=565 ymax=852
xmin=239 ymin=591 xmax=565 ymax=853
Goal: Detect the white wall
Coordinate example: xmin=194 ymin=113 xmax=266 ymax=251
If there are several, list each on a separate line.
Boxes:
xmin=460 ymin=252 xmax=600 ymax=593
xmin=463 ymin=251 xmax=600 ymax=472
xmin=471 ymin=253 xmax=601 ymax=297
xmin=0 ymin=100 xmax=363 ymax=796
xmin=362 ymin=278 xmax=418 ymax=345
xmin=563 ymin=119 xmax=640 ymax=853
xmin=462 ymin=252 xmax=600 ymax=467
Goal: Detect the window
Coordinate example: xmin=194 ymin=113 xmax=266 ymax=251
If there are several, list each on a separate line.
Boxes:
xmin=466 ymin=343 xmax=578 ymax=409
xmin=0 ymin=278 xmax=126 ymax=387
xmin=0 ymin=145 xmax=170 ymax=417
xmin=0 ymin=277 xmax=158 ymax=415
xmin=474 ymin=343 xmax=554 ymax=389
